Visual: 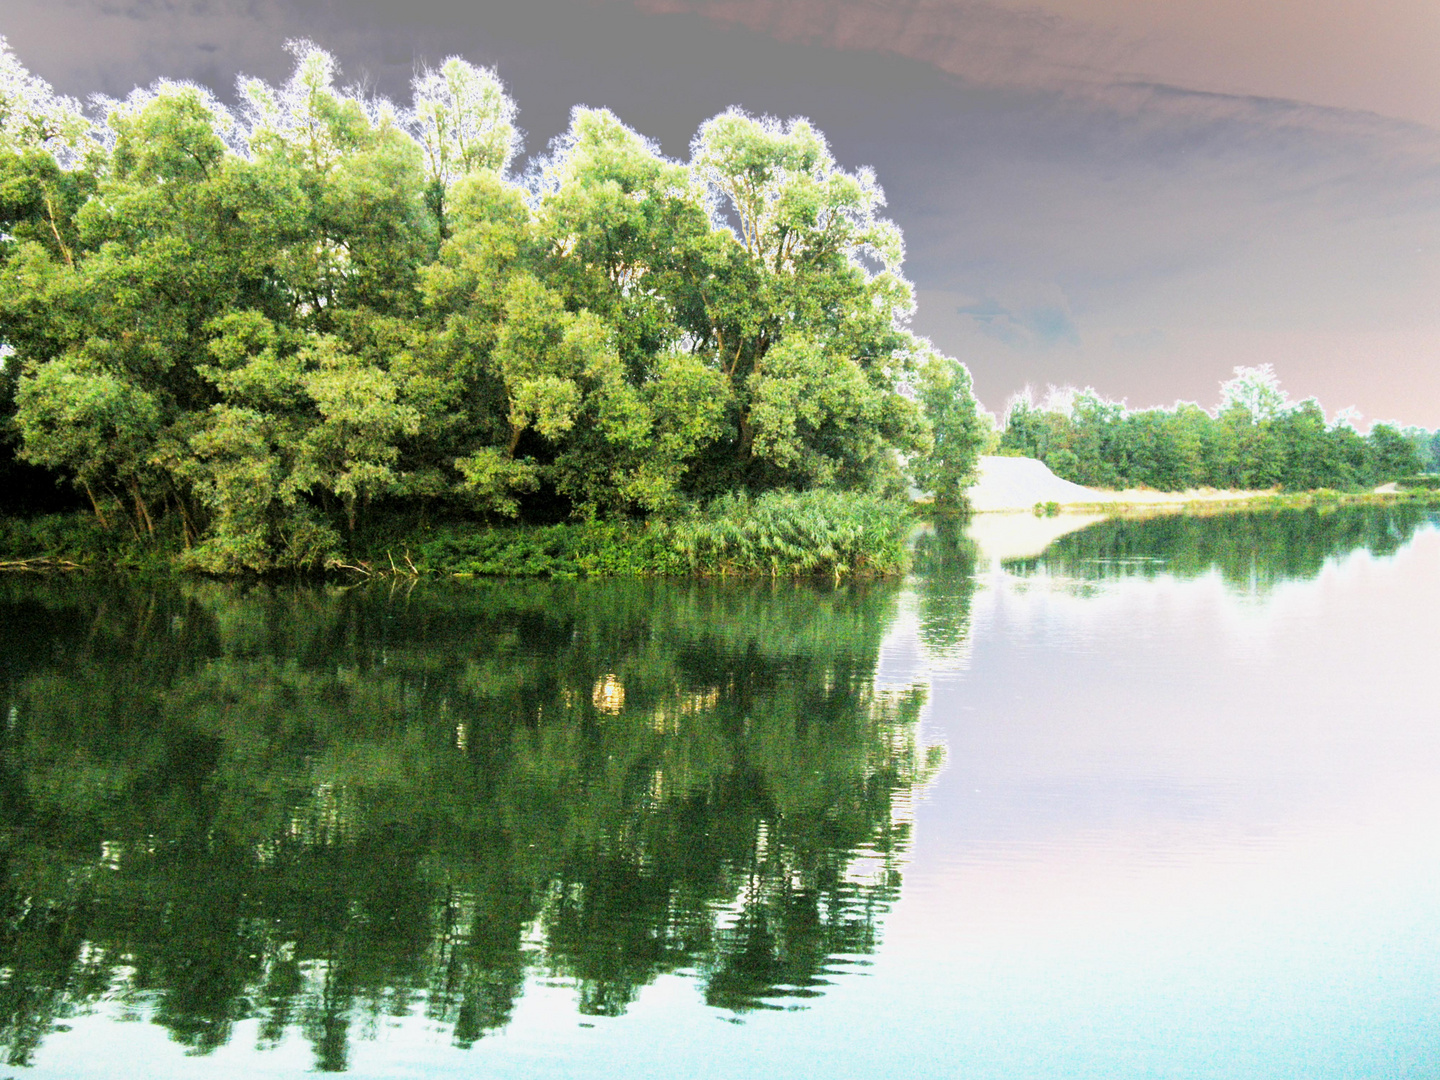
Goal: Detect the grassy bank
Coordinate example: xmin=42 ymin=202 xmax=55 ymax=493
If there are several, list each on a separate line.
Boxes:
xmin=1396 ymin=476 xmax=1440 ymax=491
xmin=1 ymin=491 xmax=916 ymax=581
xmin=1063 ymin=488 xmax=1440 ymax=518
xmin=380 ymin=491 xmax=913 ymax=580
xmin=0 ymin=513 xmax=177 ymax=575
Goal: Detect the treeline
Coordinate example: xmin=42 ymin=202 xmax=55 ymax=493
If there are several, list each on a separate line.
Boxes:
xmin=0 ymin=38 xmax=985 ymax=573
xmin=998 ymin=366 xmax=1432 ymax=492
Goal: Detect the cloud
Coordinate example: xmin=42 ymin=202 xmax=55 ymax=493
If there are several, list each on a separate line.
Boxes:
xmin=957 ymin=287 xmax=1080 ymax=349
xmin=631 ymin=0 xmax=1440 ymax=140
xmin=633 ymin=0 xmax=1132 ymax=91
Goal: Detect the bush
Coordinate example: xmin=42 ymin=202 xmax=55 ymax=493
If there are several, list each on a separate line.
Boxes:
xmin=0 ymin=512 xmax=176 ymax=572
xmin=415 ymin=521 xmax=682 ymax=579
xmin=1396 ymin=475 xmax=1440 ymax=491
xmin=411 ymin=491 xmax=912 ymax=580
xmin=668 ymin=490 xmax=911 ymax=579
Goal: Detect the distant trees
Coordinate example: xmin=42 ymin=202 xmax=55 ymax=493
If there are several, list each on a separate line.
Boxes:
xmin=999 ymin=365 xmax=1427 ymax=492
xmin=0 ymin=37 xmax=980 ymax=571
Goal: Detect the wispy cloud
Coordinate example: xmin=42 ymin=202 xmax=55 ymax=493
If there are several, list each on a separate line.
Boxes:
xmin=634 ymin=0 xmax=1135 ymax=91
xmin=633 ymin=0 xmax=1440 ymax=142
xmin=957 ymin=287 xmax=1081 ymax=349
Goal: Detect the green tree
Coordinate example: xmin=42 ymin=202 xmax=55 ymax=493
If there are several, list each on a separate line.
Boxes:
xmin=682 ymin=110 xmax=923 ymax=492
xmin=998 ymin=393 xmax=1067 ymax=463
xmin=1066 ymin=390 xmax=1126 ymax=487
xmin=288 ymin=334 xmax=421 ymax=535
xmin=1365 ymin=422 xmax=1422 ymax=483
xmin=408 ymin=56 xmax=519 ymax=236
xmin=12 ymin=358 xmax=160 ymax=527
xmin=911 ymin=347 xmax=986 ymax=507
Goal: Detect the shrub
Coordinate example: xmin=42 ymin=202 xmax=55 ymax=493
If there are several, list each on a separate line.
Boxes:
xmin=411 ymin=491 xmax=912 ymax=580
xmin=668 ymin=490 xmax=911 ymax=579
xmin=0 ymin=512 xmax=175 ymax=572
xmin=1396 ymin=475 xmax=1440 ymax=491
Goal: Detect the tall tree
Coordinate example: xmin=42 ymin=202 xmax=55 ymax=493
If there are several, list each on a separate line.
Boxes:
xmin=682 ymin=110 xmax=922 ymax=492
xmin=408 ymin=56 xmax=519 ymax=236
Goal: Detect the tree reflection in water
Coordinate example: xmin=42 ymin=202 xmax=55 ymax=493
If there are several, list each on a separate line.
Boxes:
xmin=4 ymin=506 xmax=1426 ymax=1069
xmin=0 ymin=577 xmax=943 ymax=1070
xmin=1004 ymin=504 xmax=1437 ymax=591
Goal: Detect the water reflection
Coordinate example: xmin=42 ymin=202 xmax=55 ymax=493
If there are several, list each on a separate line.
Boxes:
xmin=1000 ymin=504 xmax=1437 ymax=590
xmin=0 ymin=580 xmax=936 ymax=1070
xmin=2 ymin=503 xmax=1433 ymax=1075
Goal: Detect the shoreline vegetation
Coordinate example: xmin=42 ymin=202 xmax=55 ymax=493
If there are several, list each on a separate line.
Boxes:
xmin=4 ymin=487 xmax=1438 ymax=581
xmin=0 ymin=490 xmax=917 ymax=580
xmin=2 ymin=40 xmax=1435 ymax=582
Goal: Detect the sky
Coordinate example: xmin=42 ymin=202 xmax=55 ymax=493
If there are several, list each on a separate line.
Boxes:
xmin=4 ymin=0 xmax=1438 ymax=424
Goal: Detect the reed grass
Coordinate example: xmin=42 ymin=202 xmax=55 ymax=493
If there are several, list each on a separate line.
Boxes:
xmin=409 ymin=491 xmax=913 ymax=581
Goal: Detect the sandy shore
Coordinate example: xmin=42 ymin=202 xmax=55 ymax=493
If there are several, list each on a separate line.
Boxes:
xmin=956 ymin=456 xmax=1416 ymax=566
xmin=967 ymin=455 xmax=1283 ymax=513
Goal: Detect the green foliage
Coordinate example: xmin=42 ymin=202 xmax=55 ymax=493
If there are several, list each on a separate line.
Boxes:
xmin=416 ymin=520 xmax=682 ymax=579
xmin=669 ymin=490 xmax=912 ymax=578
xmin=0 ymin=39 xmax=977 ymax=574
xmin=999 ymin=368 xmax=1432 ymax=494
xmin=910 ymin=348 xmax=987 ymax=508
xmin=1366 ymin=423 xmax=1424 ymax=482
xmin=0 ymin=511 xmax=176 ymax=571
xmin=1396 ymin=475 xmax=1440 ymax=490
xmin=408 ymin=490 xmax=912 ymax=580
xmin=682 ymin=109 xmax=928 ymax=493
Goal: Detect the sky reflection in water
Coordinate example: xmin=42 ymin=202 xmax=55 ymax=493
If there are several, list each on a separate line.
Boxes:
xmin=3 ymin=505 xmax=1439 ymax=1078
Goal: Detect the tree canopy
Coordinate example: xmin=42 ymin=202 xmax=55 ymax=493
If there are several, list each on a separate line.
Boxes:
xmin=998 ymin=366 xmax=1429 ymax=493
xmin=0 ymin=37 xmax=979 ymax=571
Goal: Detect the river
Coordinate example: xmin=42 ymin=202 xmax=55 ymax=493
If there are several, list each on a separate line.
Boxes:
xmin=2 ymin=504 xmax=1437 ymax=1078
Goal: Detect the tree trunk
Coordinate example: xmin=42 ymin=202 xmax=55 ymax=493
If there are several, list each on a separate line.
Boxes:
xmin=82 ymin=482 xmax=110 ymax=529
xmin=169 ymin=484 xmax=198 ymax=548
xmin=737 ymin=409 xmax=755 ymax=462
xmin=129 ymin=477 xmax=155 ymax=536
xmin=42 ymin=190 xmax=75 ymax=268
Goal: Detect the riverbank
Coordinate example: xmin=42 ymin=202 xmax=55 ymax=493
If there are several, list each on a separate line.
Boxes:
xmin=966 ymin=455 xmax=1286 ymax=512
xmin=965 ymin=455 xmax=1439 ymax=515
xmin=0 ymin=490 xmax=916 ymax=581
xmin=955 ymin=454 xmax=1440 ymax=569
xmin=6 ymin=477 xmax=1435 ymax=581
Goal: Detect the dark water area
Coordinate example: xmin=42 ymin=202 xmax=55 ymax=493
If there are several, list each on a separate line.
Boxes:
xmin=2 ymin=506 xmax=1438 ymax=1078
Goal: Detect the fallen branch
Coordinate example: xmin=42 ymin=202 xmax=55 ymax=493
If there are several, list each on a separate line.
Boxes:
xmin=327 ymin=559 xmax=374 ymax=578
xmin=0 ymin=556 xmax=86 ymax=573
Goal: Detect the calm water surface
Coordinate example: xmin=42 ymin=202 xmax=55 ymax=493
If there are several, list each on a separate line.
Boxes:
xmin=2 ymin=506 xmax=1438 ymax=1078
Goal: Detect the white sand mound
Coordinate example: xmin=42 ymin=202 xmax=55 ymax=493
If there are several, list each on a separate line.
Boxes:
xmin=966 ymin=456 xmax=1116 ymax=512
xmin=964 ymin=455 xmax=1285 ymax=512
xmin=965 ymin=512 xmax=1107 ymax=563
